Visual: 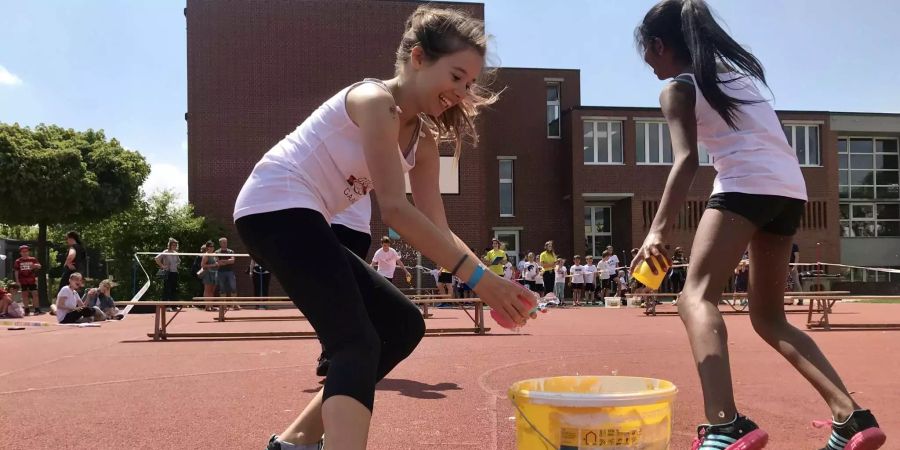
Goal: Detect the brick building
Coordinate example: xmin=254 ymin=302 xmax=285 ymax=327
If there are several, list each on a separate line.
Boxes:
xmin=186 ymin=0 xmax=899 ymax=293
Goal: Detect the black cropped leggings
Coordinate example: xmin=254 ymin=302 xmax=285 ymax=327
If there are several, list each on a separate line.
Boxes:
xmin=236 ymin=208 xmax=425 ymax=411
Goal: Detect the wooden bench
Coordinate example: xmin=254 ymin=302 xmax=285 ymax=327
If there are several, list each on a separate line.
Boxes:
xmin=804 ymin=296 xmax=900 ymax=330
xmin=626 ymin=291 xmax=851 ymax=314
xmin=120 ymin=297 xmax=487 ymax=341
xmin=192 ymin=294 xmax=451 ymax=321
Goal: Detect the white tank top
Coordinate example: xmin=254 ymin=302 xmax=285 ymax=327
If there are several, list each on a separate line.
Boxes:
xmin=330 ymin=195 xmax=372 ymax=235
xmin=675 ymin=72 xmax=807 ymax=201
xmin=234 ymin=79 xmax=421 ymax=222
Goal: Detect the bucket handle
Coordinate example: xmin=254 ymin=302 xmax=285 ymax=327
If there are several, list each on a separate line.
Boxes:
xmin=512 ymin=398 xmax=558 ymax=449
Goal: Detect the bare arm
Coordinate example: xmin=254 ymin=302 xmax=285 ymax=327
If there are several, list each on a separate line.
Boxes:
xmin=65 ymin=248 xmax=76 ymax=269
xmin=218 ymin=253 xmax=235 ymax=267
xmin=408 ymin=127 xmax=491 ymax=278
xmin=350 ymin=86 xmax=533 ymax=323
xmin=633 ymin=82 xmax=699 ymax=274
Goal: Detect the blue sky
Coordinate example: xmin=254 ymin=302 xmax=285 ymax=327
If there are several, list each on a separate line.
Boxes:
xmin=1 ymin=0 xmax=898 ymax=203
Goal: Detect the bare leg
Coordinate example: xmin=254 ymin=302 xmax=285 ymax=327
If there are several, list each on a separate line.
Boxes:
xmin=204 ymin=284 xmax=216 ymax=311
xmin=279 ymin=390 xmax=324 ymax=445
xmin=679 ymin=209 xmax=758 ymax=423
xmin=279 ymin=392 xmax=372 ymax=450
xmin=748 ymin=231 xmax=859 ymax=421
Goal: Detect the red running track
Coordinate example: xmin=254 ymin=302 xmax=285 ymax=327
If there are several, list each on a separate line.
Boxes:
xmin=1 ymin=303 xmax=897 ymax=449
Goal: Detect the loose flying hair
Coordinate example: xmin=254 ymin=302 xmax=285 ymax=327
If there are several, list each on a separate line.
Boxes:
xmin=395 ymin=5 xmax=500 ymax=157
xmin=635 ymin=0 xmax=768 ymax=129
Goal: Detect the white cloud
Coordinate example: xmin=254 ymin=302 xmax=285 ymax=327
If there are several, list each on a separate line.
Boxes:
xmin=181 ymin=140 xmax=188 ymax=151
xmin=0 ymin=65 xmax=23 ymax=86
xmin=143 ymin=161 xmax=189 ymax=204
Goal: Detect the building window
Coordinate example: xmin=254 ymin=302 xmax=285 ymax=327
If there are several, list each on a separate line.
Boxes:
xmin=584 ymin=205 xmax=612 ymax=257
xmin=547 ymin=83 xmax=561 ymax=138
xmin=493 ymin=230 xmax=520 ymax=263
xmin=583 ymin=120 xmax=623 ymax=164
xmin=840 ymin=202 xmax=899 ymax=237
xmin=838 ymin=137 xmax=899 ymax=200
xmin=499 ymin=159 xmax=514 ymax=217
xmin=636 ymin=121 xmax=673 ymax=164
xmin=783 ymin=124 xmax=821 ymax=166
xmin=698 ymin=144 xmax=713 ymax=165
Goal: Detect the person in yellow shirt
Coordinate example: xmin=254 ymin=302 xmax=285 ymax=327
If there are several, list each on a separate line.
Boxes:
xmin=539 ymin=240 xmax=557 ymax=295
xmin=483 ymin=238 xmax=508 ymax=276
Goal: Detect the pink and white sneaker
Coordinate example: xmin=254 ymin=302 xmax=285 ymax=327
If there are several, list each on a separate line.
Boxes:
xmin=814 ymin=409 xmax=886 ymax=450
xmin=692 ymin=414 xmax=768 ymax=450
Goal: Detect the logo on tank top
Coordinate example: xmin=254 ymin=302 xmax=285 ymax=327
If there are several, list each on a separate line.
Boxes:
xmin=344 ymin=175 xmax=373 ymax=201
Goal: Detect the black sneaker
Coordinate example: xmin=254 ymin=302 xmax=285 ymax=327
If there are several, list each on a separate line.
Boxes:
xmin=693 ymin=414 xmax=768 ymax=450
xmin=315 ymin=355 xmax=330 ymax=377
xmin=815 ymin=409 xmax=885 ymax=450
xmin=266 ymin=434 xmax=323 ymax=450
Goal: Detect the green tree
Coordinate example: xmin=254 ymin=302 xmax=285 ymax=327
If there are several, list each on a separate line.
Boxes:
xmin=0 ymin=123 xmax=150 ymax=306
xmin=51 ymin=190 xmax=226 ymax=301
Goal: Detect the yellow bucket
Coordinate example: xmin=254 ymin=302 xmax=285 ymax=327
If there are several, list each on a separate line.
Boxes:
xmin=508 ymin=376 xmax=677 ymax=450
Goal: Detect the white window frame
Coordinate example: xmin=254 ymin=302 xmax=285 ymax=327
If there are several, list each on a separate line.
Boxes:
xmin=584 ymin=205 xmax=613 ymax=257
xmin=838 ymin=136 xmax=900 ymax=201
xmin=636 ymin=120 xmax=673 ymax=165
xmin=783 ymin=123 xmax=822 ymax=167
xmin=698 ymin=144 xmax=714 ymax=166
xmin=583 ymin=120 xmax=624 ymax=165
xmin=546 ymin=82 xmax=561 ymax=139
xmin=499 ymin=159 xmax=514 ymax=217
xmin=493 ymin=229 xmax=520 ymax=263
xmin=840 ymin=202 xmax=900 ymax=238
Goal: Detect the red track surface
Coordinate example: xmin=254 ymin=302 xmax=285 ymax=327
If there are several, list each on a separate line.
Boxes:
xmin=2 ymin=303 xmax=897 ymax=449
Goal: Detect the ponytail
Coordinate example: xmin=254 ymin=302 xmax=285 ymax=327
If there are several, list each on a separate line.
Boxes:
xmin=637 ymin=0 xmax=768 ymax=129
xmin=680 ymin=0 xmax=766 ymax=129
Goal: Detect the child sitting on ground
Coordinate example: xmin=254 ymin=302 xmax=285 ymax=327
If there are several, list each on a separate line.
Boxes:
xmin=86 ymin=279 xmax=123 ymax=320
xmin=0 ymin=284 xmax=25 ymax=318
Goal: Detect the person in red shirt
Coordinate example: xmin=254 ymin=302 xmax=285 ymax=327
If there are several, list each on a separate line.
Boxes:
xmin=14 ymin=245 xmax=43 ymax=315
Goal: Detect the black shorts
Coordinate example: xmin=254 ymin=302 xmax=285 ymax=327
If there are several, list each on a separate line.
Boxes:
xmin=584 ymin=283 xmax=595 ymax=292
xmin=438 ymin=272 xmax=452 ymax=284
xmin=599 ymin=279 xmax=612 ymax=291
xmin=706 ymin=192 xmax=805 ymax=236
xmin=571 ymin=283 xmax=584 ymax=291
xmin=20 ymin=284 xmax=37 ymax=292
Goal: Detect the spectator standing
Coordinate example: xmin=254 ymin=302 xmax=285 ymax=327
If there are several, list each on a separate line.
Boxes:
xmin=371 ymin=237 xmax=411 ymax=283
xmin=670 ymin=247 xmax=689 ymax=294
xmin=155 ymin=238 xmax=181 ymax=311
xmin=215 ymin=237 xmax=238 ymax=310
xmin=14 ymin=245 xmax=43 ymax=315
xmin=199 ymin=241 xmax=218 ymax=311
xmin=248 ymin=259 xmax=272 ymax=310
xmin=483 ymin=238 xmax=508 ymax=278
xmin=522 ymin=252 xmax=539 ymax=292
xmin=583 ymin=255 xmax=598 ymax=305
xmin=539 ymin=241 xmax=557 ymax=295
xmin=553 ymin=258 xmax=568 ymax=305
xmin=789 ymin=242 xmax=802 ymax=305
xmin=59 ymin=231 xmax=86 ymax=290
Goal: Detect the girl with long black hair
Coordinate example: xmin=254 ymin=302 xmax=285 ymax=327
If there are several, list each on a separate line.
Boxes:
xmin=632 ymin=1 xmax=884 ymax=449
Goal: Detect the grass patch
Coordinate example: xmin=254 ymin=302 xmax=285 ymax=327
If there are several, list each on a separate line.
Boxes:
xmin=852 ymin=299 xmax=900 ymax=304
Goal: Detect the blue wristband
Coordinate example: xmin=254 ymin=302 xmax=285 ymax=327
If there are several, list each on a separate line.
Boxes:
xmin=467 ymin=265 xmax=486 ymax=290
